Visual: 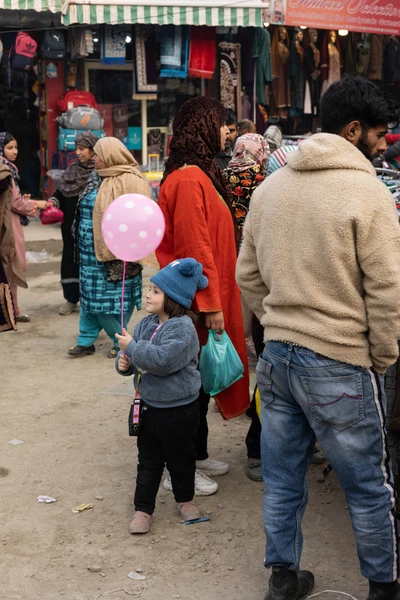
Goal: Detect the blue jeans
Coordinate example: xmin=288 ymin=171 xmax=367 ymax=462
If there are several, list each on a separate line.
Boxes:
xmin=258 ymin=341 xmax=399 ymax=583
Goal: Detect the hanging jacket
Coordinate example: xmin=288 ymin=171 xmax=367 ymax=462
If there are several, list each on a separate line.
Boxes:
xmin=252 ymin=27 xmax=272 ymax=105
xmin=385 ymin=38 xmax=400 ymax=85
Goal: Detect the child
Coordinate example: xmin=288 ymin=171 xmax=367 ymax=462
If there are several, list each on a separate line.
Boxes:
xmin=116 ymin=258 xmax=208 ymax=534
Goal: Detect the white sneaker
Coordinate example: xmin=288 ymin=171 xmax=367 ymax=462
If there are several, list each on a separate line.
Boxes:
xmin=162 ymin=470 xmax=218 ymax=496
xmin=195 ymin=470 xmax=219 ymax=495
xmin=196 ymin=458 xmax=229 ymax=477
xmin=59 ymin=301 xmax=78 ymax=316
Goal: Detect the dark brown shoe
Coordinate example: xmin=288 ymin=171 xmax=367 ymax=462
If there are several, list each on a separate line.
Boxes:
xmin=67 ymin=345 xmax=95 ymax=357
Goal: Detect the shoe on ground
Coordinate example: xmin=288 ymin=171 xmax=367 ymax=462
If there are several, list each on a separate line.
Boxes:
xmin=246 ymin=458 xmax=263 ymax=482
xmin=367 ymin=580 xmax=400 ymax=599
xmin=264 ymin=567 xmax=314 ymax=600
xmin=67 ymin=344 xmax=95 ymax=357
xmin=15 ymin=314 xmax=30 ymax=322
xmin=59 ymin=301 xmax=78 ymax=316
xmin=311 ymin=450 xmax=327 ymax=465
xmin=177 ymin=501 xmax=201 ymax=521
xmin=129 ymin=511 xmax=153 ymax=534
xmin=107 ymin=346 xmax=119 ymax=358
xmin=196 ymin=457 xmax=229 ymax=477
xmin=163 ymin=470 xmax=218 ymax=496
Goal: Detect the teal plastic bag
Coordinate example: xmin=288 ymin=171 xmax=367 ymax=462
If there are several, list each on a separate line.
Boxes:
xmin=199 ymin=330 xmax=244 ymax=397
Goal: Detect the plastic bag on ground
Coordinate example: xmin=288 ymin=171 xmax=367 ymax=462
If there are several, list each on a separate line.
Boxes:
xmin=199 ymin=330 xmax=244 ymax=397
xmin=26 ymin=250 xmax=54 ymax=263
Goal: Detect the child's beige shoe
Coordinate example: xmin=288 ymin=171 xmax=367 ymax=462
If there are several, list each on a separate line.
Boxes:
xmin=177 ymin=501 xmax=201 ymax=522
xmin=129 ymin=511 xmax=153 ymax=534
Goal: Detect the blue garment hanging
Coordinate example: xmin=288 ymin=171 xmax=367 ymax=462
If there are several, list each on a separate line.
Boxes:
xmin=160 ymin=25 xmax=189 ymax=79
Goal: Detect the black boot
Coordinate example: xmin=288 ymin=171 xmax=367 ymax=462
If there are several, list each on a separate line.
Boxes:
xmin=367 ymin=580 xmax=400 ymax=599
xmin=264 ymin=567 xmax=314 ymax=600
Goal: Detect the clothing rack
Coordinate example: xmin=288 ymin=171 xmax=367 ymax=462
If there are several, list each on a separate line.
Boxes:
xmin=376 ymin=167 xmax=400 ymax=219
xmin=375 ymin=167 xmax=400 ymax=179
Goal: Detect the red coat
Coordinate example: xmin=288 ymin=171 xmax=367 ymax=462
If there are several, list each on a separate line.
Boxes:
xmin=156 ymin=166 xmax=250 ymax=419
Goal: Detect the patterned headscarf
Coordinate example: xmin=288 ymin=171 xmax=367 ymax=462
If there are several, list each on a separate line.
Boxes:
xmin=75 ymin=131 xmax=100 ymax=149
xmin=264 ymin=125 xmax=283 ymax=153
xmin=228 ymin=134 xmax=270 ymax=173
xmin=162 ymin=97 xmax=231 ymax=202
xmin=57 ymin=132 xmax=99 ymax=198
xmin=0 ymin=131 xmax=19 ymax=184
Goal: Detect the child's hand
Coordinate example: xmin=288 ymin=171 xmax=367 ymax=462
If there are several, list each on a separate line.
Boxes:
xmin=115 ymin=328 xmax=133 ymax=352
xmin=118 ymin=354 xmax=131 ymax=372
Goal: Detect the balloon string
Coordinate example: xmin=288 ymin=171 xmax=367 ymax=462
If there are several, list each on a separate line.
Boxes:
xmin=121 ymin=260 xmax=126 ymax=355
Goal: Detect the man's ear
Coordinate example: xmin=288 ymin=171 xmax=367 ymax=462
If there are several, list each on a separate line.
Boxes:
xmin=341 ymin=120 xmax=362 ymax=145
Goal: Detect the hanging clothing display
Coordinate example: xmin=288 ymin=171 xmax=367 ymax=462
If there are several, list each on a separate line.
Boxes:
xmin=289 ymin=28 xmax=306 ymax=116
xmin=160 ymin=26 xmax=189 ymax=79
xmin=303 ymin=29 xmax=320 ymax=116
xmin=367 ymin=35 xmax=384 ymax=81
xmin=219 ymin=42 xmax=242 ymax=116
xmin=252 ymin=27 xmax=272 ymax=105
xmin=321 ymin=31 xmax=342 ymax=96
xmin=242 ymin=93 xmax=252 ymax=120
xmin=67 ymin=28 xmax=94 ymax=59
xmin=384 ymin=37 xmax=400 ymax=85
xmin=357 ymin=33 xmax=371 ymax=75
xmin=344 ymin=33 xmax=357 ymax=76
xmin=101 ymin=25 xmax=128 ymax=65
xmin=188 ymin=26 xmax=216 ymax=79
xmin=270 ymin=26 xmax=290 ymax=120
xmin=132 ymin=24 xmax=157 ymax=100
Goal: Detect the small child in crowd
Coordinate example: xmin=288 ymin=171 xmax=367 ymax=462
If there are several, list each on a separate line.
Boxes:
xmin=116 ymin=258 xmax=208 ymax=534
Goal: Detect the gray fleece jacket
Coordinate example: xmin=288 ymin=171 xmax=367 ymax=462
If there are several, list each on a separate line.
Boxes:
xmin=115 ymin=314 xmax=201 ymax=408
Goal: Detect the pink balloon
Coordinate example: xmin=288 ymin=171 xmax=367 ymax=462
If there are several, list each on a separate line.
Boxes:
xmin=101 ymin=194 xmax=165 ymax=262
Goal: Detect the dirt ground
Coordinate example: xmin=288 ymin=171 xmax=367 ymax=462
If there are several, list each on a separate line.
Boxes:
xmin=1 ymin=228 xmax=368 ymax=600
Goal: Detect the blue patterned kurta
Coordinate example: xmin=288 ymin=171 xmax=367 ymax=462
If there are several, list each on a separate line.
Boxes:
xmin=78 ymin=188 xmax=142 ymax=314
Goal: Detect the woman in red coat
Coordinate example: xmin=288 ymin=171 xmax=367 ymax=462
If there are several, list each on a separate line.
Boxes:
xmin=156 ymin=97 xmax=250 ymax=495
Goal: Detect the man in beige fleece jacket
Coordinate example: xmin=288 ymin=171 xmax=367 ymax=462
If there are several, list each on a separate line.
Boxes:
xmin=237 ymin=77 xmax=400 ymax=600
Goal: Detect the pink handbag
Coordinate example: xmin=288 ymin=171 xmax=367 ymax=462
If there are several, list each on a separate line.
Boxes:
xmin=39 ymin=205 xmax=64 ymax=225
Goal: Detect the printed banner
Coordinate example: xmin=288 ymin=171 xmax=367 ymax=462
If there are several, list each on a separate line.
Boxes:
xmin=267 ymin=0 xmax=400 ymax=35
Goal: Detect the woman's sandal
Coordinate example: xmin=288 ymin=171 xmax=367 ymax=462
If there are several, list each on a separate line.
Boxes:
xmin=16 ymin=314 xmax=30 ymax=323
xmin=129 ymin=511 xmax=153 ymax=534
xmin=177 ymin=501 xmax=201 ymax=522
xmin=107 ymin=346 xmax=119 ymax=358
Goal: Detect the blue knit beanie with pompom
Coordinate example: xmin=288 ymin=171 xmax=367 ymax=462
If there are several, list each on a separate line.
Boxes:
xmin=150 ymin=258 xmax=208 ymax=309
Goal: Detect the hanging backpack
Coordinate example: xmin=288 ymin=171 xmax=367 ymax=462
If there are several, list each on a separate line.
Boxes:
xmin=57 ymin=90 xmax=98 ymax=112
xmin=57 ymin=107 xmax=104 ymax=131
xmin=41 ymin=29 xmax=66 ymax=60
xmin=9 ymin=31 xmax=37 ymax=71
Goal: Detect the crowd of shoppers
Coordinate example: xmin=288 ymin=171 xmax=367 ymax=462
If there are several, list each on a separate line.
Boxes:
xmin=2 ymin=75 xmax=400 ymax=600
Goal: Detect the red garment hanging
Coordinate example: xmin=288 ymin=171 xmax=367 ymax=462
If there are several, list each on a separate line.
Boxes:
xmin=188 ymin=26 xmax=216 ymax=80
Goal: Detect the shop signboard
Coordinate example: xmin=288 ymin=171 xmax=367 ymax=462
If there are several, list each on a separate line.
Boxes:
xmin=267 ymin=0 xmax=400 ymax=35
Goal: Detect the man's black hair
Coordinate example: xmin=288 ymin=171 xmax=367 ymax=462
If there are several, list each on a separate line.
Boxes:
xmin=226 ymin=108 xmax=238 ymax=127
xmin=320 ymin=75 xmax=400 ymax=134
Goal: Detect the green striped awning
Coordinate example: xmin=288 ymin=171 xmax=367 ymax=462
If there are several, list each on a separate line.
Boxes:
xmin=0 ymin=0 xmax=61 ymax=10
xmin=62 ymin=3 xmax=264 ymax=27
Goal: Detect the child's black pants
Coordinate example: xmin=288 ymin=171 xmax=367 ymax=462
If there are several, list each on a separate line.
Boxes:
xmin=134 ymin=399 xmax=199 ymax=515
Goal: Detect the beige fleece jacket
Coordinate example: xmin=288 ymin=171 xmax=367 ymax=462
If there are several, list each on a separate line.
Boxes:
xmin=236 ymin=133 xmax=400 ymax=373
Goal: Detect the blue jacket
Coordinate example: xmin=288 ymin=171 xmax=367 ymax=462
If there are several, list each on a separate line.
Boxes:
xmin=116 ymin=314 xmax=201 ymax=408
